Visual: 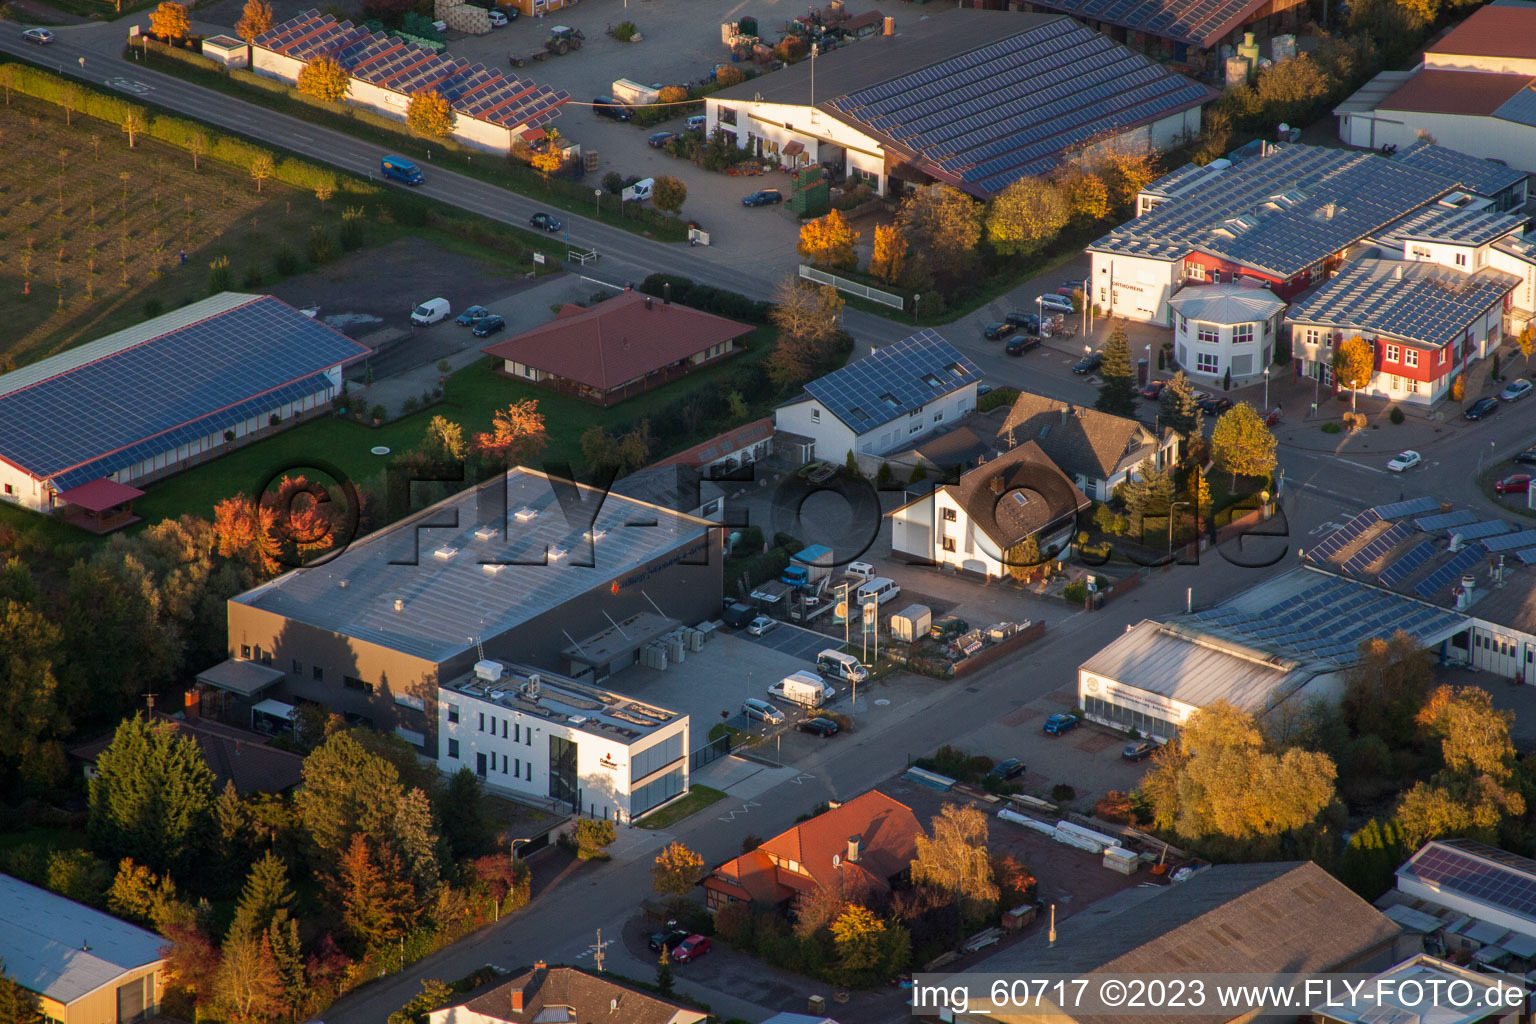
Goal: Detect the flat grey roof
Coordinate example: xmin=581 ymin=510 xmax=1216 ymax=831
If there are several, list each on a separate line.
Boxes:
xmin=562 ymin=611 xmax=680 ymax=668
xmin=1333 ymin=69 xmax=1416 ymax=115
xmin=1286 ymin=258 xmax=1519 ymax=350
xmin=1080 ymin=618 xmax=1310 ymax=712
xmin=441 ymin=661 xmax=682 ymax=745
xmin=232 ymin=467 xmax=711 ymax=663
xmin=0 ymin=874 xmax=165 ymax=1005
xmin=196 ymin=658 xmax=286 ymax=696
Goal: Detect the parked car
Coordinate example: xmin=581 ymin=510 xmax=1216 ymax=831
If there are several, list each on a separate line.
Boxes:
xmin=1006 ymin=335 xmax=1041 ymax=356
xmin=741 ymin=698 xmax=784 ymax=724
xmin=685 ymin=114 xmax=707 ymax=132
xmin=673 ymin=935 xmax=711 ymax=963
xmin=592 ymin=95 xmax=633 ymax=121
xmin=455 ymin=305 xmax=491 ymax=326
xmin=1122 ymin=740 xmax=1158 ymax=761
xmin=1038 ymin=294 xmax=1074 ymax=313
xmin=1043 ymin=713 xmax=1079 ymax=735
xmin=747 ymin=615 xmax=777 ymax=636
xmin=978 ymin=383 xmax=993 ymax=396
xmin=1387 ymin=450 xmax=1422 ymax=472
xmin=1502 ymin=378 xmax=1534 ymax=402
xmin=1198 ymin=396 xmax=1234 ymax=416
xmin=1466 ymin=397 xmax=1501 ymax=420
xmin=983 ymin=322 xmax=1017 ymax=341
xmin=1496 ymin=474 xmax=1532 ymax=495
xmin=1005 ymin=311 xmax=1040 ymax=332
xmin=647 ymin=930 xmax=689 ymax=953
xmin=798 ymin=717 xmax=840 ymax=737
xmin=742 ymin=189 xmax=783 ymax=206
xmin=471 ymin=314 xmax=506 ymax=337
xmin=987 ymin=757 xmax=1026 ymax=780
xmin=1139 ymin=380 xmax=1166 ymax=400
xmin=1072 ymin=352 xmax=1102 ymax=375
xmin=529 ymin=212 xmax=562 ymax=232
xmin=487 ymin=8 xmax=509 ymax=25
xmin=1514 ymin=447 xmax=1536 ymax=466
xmin=22 ymin=27 xmax=54 ymax=44
xmin=648 ymin=131 xmax=678 ymax=148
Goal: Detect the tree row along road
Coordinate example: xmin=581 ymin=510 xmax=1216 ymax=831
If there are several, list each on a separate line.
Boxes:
xmin=0 ymin=26 xmax=911 ymax=344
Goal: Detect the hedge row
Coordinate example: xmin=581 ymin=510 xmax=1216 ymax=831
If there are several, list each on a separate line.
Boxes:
xmin=638 ymin=274 xmax=772 ymax=324
xmin=0 ymin=61 xmax=367 ymax=197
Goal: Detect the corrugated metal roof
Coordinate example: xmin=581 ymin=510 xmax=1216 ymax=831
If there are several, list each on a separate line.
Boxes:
xmin=232 ymin=467 xmax=711 ymax=663
xmin=1004 ymin=0 xmax=1279 ymax=48
xmin=1079 ymin=619 xmax=1307 ymax=711
xmin=1285 ymin=258 xmax=1518 ymax=349
xmin=0 ymin=875 xmax=165 ymax=1005
xmin=800 ymin=329 xmax=981 ymax=436
xmin=1494 ymin=84 xmax=1536 ymax=128
xmin=1427 ymin=3 xmax=1536 ymax=61
xmin=1166 ymin=281 xmax=1286 ymax=322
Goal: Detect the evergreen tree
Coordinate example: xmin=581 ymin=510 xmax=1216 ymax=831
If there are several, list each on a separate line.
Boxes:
xmin=267 ymin=913 xmax=308 ymax=1022
xmin=1093 ymin=323 xmax=1137 ymax=416
xmin=437 ymin=767 xmax=492 ymax=861
xmin=228 ymin=851 xmax=294 ymax=941
xmin=656 ymin=948 xmax=675 ymax=996
xmin=1158 ymin=370 xmax=1201 ymax=446
xmin=1121 ymin=467 xmax=1175 ymax=540
xmin=87 ymin=715 xmax=215 ymax=876
xmin=333 ymin=835 xmax=413 ymax=950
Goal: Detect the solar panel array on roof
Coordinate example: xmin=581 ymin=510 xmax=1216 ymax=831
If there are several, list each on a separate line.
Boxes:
xmin=0 ymin=296 xmax=368 ymax=485
xmin=1453 ymin=520 xmax=1511 ymax=541
xmin=1394 ymin=140 xmax=1529 ymax=199
xmin=1307 ymin=508 xmax=1382 ymax=562
xmin=1010 ymin=0 xmax=1267 ymax=47
xmin=1378 ymin=540 xmax=1438 ymax=586
xmin=825 ymin=18 xmax=1209 ymax=195
xmin=1484 ymin=530 xmax=1536 ymax=552
xmin=1378 ymin=204 xmax=1528 ymax=248
xmin=1341 ymin=521 xmax=1412 ymax=575
xmin=802 ymin=330 xmax=981 ymax=435
xmin=1402 ymin=841 xmax=1536 ymax=921
xmin=1415 ymin=544 xmax=1486 ymax=595
xmin=1417 ymin=508 xmax=1477 ymax=531
xmin=256 ymin=10 xmax=567 ymax=131
xmin=1286 ymin=259 xmax=1519 ymax=351
xmin=1373 ymin=495 xmax=1439 ymax=519
xmin=1517 ymin=547 xmax=1536 ymax=566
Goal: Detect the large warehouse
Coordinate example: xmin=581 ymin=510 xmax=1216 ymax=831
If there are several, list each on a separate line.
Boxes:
xmin=0 ymin=293 xmax=369 ymax=528
xmin=704 ymin=10 xmax=1211 ymax=198
xmin=215 ymin=467 xmax=722 ymax=755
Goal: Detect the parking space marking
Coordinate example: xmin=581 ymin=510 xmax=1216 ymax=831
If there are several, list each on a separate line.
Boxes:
xmin=716 ymin=800 xmax=761 ymax=823
xmin=787 ymin=773 xmax=815 ymax=785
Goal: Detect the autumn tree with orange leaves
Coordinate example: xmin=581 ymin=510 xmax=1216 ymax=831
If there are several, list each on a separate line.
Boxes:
xmin=214 ymin=493 xmax=280 ymax=577
xmin=473 ymin=399 xmax=548 ymax=467
xmin=213 ymin=475 xmax=359 ymax=576
xmin=868 ymin=223 xmax=905 ymax=284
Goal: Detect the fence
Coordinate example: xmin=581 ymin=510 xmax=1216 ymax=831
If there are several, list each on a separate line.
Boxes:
xmin=798 ymin=265 xmax=905 ymax=309
xmin=689 ymin=732 xmax=732 ymax=771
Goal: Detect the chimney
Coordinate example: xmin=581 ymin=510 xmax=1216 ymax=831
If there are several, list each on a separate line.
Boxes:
xmin=847 ymin=835 xmax=861 ymax=862
xmin=645 ymin=295 xmax=654 ymax=311
xmin=883 ymin=15 xmax=895 ymax=34
xmin=1323 ymin=203 xmax=1337 ymax=219
xmin=1060 ymin=406 xmax=1071 ymax=424
xmin=662 ymin=282 xmax=671 ymax=305
xmin=989 ymin=476 xmax=1004 ymax=495
xmin=1393 ymin=265 xmax=1403 ymax=280
xmin=534 ymin=960 xmax=546 ymax=970
xmin=394 ymin=598 xmax=404 ymax=612
xmin=509 ymin=988 xmax=524 ymax=1013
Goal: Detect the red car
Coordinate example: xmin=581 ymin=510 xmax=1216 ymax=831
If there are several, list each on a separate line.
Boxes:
xmin=673 ymin=935 xmax=711 ymax=963
xmin=1496 ymin=474 xmax=1532 ymax=495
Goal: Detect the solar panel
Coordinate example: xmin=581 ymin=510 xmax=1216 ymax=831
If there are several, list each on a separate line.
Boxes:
xmin=1374 ymin=496 xmax=1439 ymax=519
xmin=1517 ymin=548 xmax=1536 ymax=566
xmin=1308 ymin=509 xmax=1383 ymax=562
xmin=1378 ymin=540 xmax=1438 ymax=586
xmin=1416 ymin=509 xmax=1477 ymax=531
xmin=1453 ymin=520 xmax=1510 ymax=541
xmin=1342 ymin=521 xmax=1413 ymax=575
xmin=1405 ymin=843 xmax=1536 ymax=921
xmin=1485 ymin=530 xmax=1536 ymax=552
xmin=1414 ymin=544 xmax=1486 ymax=596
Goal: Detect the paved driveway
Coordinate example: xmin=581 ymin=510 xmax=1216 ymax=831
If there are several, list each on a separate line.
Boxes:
xmin=736 ymin=618 xmax=834 ymax=663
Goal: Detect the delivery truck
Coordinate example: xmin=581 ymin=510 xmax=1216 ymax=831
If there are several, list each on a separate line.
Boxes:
xmin=768 ymin=670 xmax=834 ymax=708
xmin=781 ymin=544 xmax=834 ymax=589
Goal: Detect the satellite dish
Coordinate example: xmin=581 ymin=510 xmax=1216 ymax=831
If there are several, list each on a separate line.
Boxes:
xmin=832 ymin=854 xmax=841 ymax=868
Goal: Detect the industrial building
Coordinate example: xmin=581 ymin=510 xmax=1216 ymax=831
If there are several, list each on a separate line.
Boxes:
xmin=0 ymin=293 xmax=368 ymax=529
xmin=437 ymin=659 xmax=689 ymax=822
xmin=1376 ymin=839 xmax=1536 ymax=974
xmin=704 ymin=11 xmax=1211 ymax=198
xmin=213 ymin=467 xmax=722 ymax=755
xmin=1004 ymin=0 xmax=1307 ymax=69
xmin=0 ymin=874 xmax=165 ymax=1024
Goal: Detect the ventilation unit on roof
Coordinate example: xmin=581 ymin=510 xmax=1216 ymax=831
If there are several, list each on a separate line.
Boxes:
xmin=585 ymin=528 xmax=607 ymax=541
xmin=433 ymin=545 xmax=459 ymax=560
xmin=482 ymin=562 xmax=506 ymax=575
xmin=475 ymin=659 xmax=504 ymax=682
xmin=514 ymin=507 xmax=538 ymax=522
xmin=338 ymin=579 xmax=349 ymax=588
xmin=474 ymin=525 xmax=499 ymax=541
xmin=393 ymin=598 xmax=405 ymax=612
xmin=1440 ymin=192 xmax=1473 ymax=209
xmin=569 ymin=715 xmax=588 ymax=726
xmin=523 ymin=673 xmax=541 ymax=699
xmin=547 ymin=546 xmax=568 ymax=561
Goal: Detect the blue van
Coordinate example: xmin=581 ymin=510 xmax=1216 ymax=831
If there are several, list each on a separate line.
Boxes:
xmin=381 ymin=155 xmax=424 ymax=185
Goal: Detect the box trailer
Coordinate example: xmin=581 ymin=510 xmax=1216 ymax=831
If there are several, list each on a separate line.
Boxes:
xmin=611 ymin=78 xmax=660 ymax=106
xmin=768 ymin=671 xmax=834 ymax=708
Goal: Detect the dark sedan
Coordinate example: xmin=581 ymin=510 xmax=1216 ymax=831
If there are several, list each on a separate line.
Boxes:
xmin=471 ymin=314 xmax=506 ymax=337
xmin=648 ymin=930 xmax=689 ymax=953
xmin=742 ymin=189 xmax=783 ymax=206
xmin=648 ymin=131 xmax=678 ymax=148
xmin=797 ymin=717 xmax=840 ymax=737
xmin=1513 ymin=447 xmax=1536 ymax=465
xmin=1072 ymin=352 xmax=1102 ymax=375
xmin=987 ymin=757 xmax=1026 ymax=780
xmin=1198 ymin=396 xmax=1234 ymax=416
xmin=983 ymin=322 xmax=1017 ymax=341
xmin=1004 ymin=311 xmax=1040 ymax=332
xmin=1466 ymin=396 xmax=1501 ymax=421
xmin=529 ymin=212 xmax=562 ymax=232
xmin=1122 ymin=740 xmax=1158 ymax=761
xmin=1006 ymin=335 xmax=1040 ymax=356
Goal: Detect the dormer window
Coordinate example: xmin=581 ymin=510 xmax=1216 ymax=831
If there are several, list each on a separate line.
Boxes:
xmin=922 ymin=372 xmax=943 ymax=388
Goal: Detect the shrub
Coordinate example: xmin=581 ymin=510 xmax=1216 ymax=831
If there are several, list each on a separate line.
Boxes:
xmin=574 ymin=819 xmax=616 ymax=860
xmin=1389 ymin=406 xmax=1405 ymax=425
xmin=369 ymin=404 xmax=386 ymax=421
xmin=207 ymin=254 xmax=232 ymax=294
xmin=403 ymin=396 xmax=419 ymax=413
xmin=273 ymin=244 xmax=301 ymax=276
xmin=1093 ymin=503 xmax=1128 ymax=536
xmin=1050 ymin=783 xmax=1077 ymax=802
xmin=338 ymin=213 xmax=366 ymax=251
xmin=1321 ymin=422 xmax=1342 ymax=434
xmin=715 ymin=65 xmax=747 ymax=88
xmin=143 ymin=298 xmax=165 ymax=320
xmin=1063 ymin=580 xmax=1088 ymax=604
xmin=307 ymin=226 xmax=339 ymax=265
xmin=242 ymin=264 xmax=265 ymax=287
xmin=612 ymin=20 xmax=638 ymax=41
xmin=602 ymin=171 xmax=624 ymax=195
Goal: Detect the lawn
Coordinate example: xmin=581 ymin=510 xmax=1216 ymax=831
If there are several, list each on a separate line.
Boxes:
xmin=635 ymin=785 xmax=725 ymax=830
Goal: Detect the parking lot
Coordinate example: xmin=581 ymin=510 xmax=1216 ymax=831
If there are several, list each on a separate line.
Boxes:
xmin=735 ymin=618 xmax=838 ymax=663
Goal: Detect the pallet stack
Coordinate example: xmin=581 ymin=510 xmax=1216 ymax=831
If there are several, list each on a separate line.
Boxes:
xmin=434 ymin=0 xmax=492 ymax=35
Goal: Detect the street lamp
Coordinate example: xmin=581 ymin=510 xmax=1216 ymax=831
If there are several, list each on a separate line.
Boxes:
xmin=594 ymin=188 xmax=602 ymax=215
xmin=1145 ymin=343 xmax=1152 ymax=382
xmin=913 ymin=294 xmax=920 ymax=325
xmin=1168 ymin=500 xmax=1191 ymax=557
xmin=1350 ymin=379 xmax=1358 ymax=413
xmin=1264 ymin=366 xmax=1270 ymax=410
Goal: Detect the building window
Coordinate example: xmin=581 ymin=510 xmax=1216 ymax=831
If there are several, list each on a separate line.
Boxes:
xmin=478 ymin=712 xmax=485 ymax=732
xmin=810 ymin=408 xmax=820 ymax=423
xmin=240 ymin=644 xmax=251 ymax=659
xmin=448 ymin=703 xmax=459 ymax=724
xmin=1232 ymin=324 xmax=1253 ymax=345
xmin=909 ymin=421 xmax=922 ymax=434
xmin=943 ymin=507 xmax=957 ymax=521
xmin=719 ymin=106 xmax=737 ymax=126
xmin=1455 ymin=252 xmax=1467 ymax=267
xmin=1303 ymin=328 xmax=1320 ymax=347
xmin=313 ymin=665 xmax=324 ymax=681
xmin=291 ymin=659 xmax=302 ymax=674
xmin=343 ymin=675 xmax=373 ymax=694
xmin=942 ymin=537 xmax=956 ymax=552
xmin=448 ymin=739 xmax=459 ymax=759
xmin=2 ymin=483 xmax=10 ymax=495
xmin=1197 ymin=352 xmax=1220 ymax=374
xmin=1411 ymin=245 xmax=1431 ymax=259
xmin=1263 ymin=318 xmax=1272 ymax=336
xmin=1404 ymin=349 xmax=1419 ymax=368
xmin=932 ymin=410 xmax=943 ymax=424
xmin=502 ymin=719 xmax=509 ymax=738
xmin=514 ymin=722 xmax=520 ymax=743
xmin=1187 ymin=263 xmax=1205 ymax=281
xmin=1383 ymin=343 xmax=1399 ymax=363
xmin=1197 ymin=325 xmax=1219 ymax=345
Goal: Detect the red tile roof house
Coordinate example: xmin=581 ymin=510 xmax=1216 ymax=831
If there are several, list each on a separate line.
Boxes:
xmin=481 ymin=291 xmax=754 ymax=407
xmin=427 ymin=963 xmax=706 ymax=1024
xmin=703 ymin=790 xmax=922 ymax=912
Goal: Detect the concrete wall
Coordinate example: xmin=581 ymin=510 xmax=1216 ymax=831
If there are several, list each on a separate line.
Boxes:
xmin=1350 ymin=108 xmax=1536 ymax=176
xmin=707 ymin=98 xmax=889 ymax=193
xmin=774 ymin=397 xmax=857 ymax=463
xmin=1090 ymin=250 xmax=1181 ymax=325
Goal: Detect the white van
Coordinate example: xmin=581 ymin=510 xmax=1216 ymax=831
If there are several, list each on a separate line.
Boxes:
xmin=410 ymin=297 xmax=451 ymax=325
xmin=845 ymin=561 xmax=877 ymax=581
xmin=856 ymin=576 xmax=901 ymax=606
xmin=816 ymin=649 xmax=867 ymax=683
xmin=627 ymin=177 xmax=655 ymax=201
